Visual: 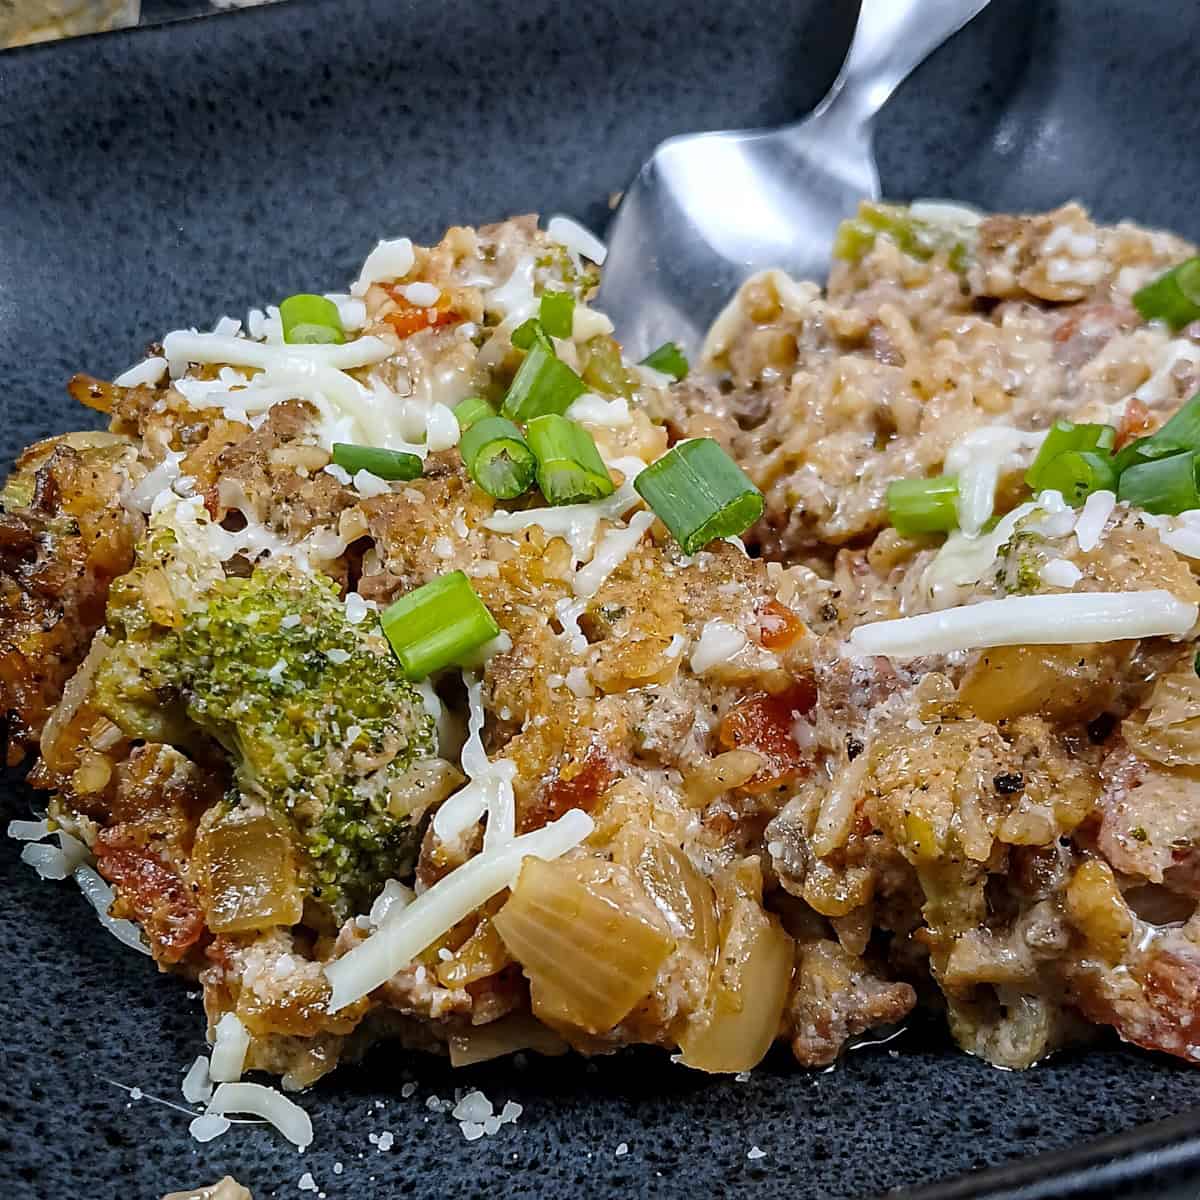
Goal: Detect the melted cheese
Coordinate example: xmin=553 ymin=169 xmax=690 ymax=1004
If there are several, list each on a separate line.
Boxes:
xmin=573 ymin=511 xmax=654 ymax=598
xmin=944 ymin=425 xmax=1047 ymax=536
xmin=351 ymin=238 xmax=415 ymax=297
xmin=690 ymin=619 xmax=748 ymax=673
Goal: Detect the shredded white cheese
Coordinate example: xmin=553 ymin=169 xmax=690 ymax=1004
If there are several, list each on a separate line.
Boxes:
xmin=206 ymin=1082 xmax=313 ymax=1150
xmin=690 ymin=619 xmax=748 ymax=673
xmin=188 ymin=1113 xmax=231 ymax=1143
xmin=944 ymin=425 xmax=1047 ymax=536
xmin=483 ymin=457 xmax=646 ymax=561
xmin=325 ymin=809 xmax=593 ymax=1012
xmin=1040 ymin=558 xmax=1083 ymax=588
xmin=209 ymin=1012 xmax=250 ymax=1083
xmin=573 ymin=511 xmax=654 ymax=598
xmin=351 ymin=237 xmax=415 ymax=297
xmin=182 ymin=1056 xmax=214 ymax=1105
xmin=546 ymin=215 xmax=608 ymax=264
xmin=847 ymin=591 xmax=1197 ymax=659
xmin=1074 ymin=489 xmax=1116 ymax=553
xmin=114 ymin=356 xmax=167 ymax=388
xmin=73 ymin=864 xmax=151 ymax=956
xmin=566 ymin=393 xmax=633 ymax=428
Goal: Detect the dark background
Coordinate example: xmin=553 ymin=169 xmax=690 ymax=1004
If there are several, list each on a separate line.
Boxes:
xmin=2 ymin=1 xmax=1199 ymax=1197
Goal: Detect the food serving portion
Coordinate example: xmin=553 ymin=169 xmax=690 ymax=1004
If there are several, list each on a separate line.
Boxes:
xmin=7 ymin=201 xmax=1200 ymax=1145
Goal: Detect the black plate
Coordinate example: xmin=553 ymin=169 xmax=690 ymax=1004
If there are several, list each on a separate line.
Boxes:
xmin=2 ymin=2 xmax=1200 ymax=1197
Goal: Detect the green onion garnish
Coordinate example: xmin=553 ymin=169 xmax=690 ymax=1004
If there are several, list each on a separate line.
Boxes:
xmin=330 ymin=443 xmax=422 ymax=481
xmin=579 ymin=335 xmax=635 ymax=398
xmin=511 ymin=318 xmax=551 ymax=351
xmin=453 ymin=396 xmax=496 ymax=432
xmin=639 ymin=341 xmax=689 ymax=380
xmin=380 ymin=570 xmax=500 ymax=680
xmin=539 ymin=291 xmax=575 ymax=339
xmin=1133 ymin=258 xmax=1200 ymax=330
xmin=525 ymin=414 xmax=614 ymax=505
xmin=279 ymin=293 xmax=345 ymax=345
xmin=634 ymin=438 xmax=763 ymax=555
xmin=1117 ymin=450 xmax=1200 ymax=515
xmin=460 ymin=415 xmax=537 ymax=500
xmin=886 ymin=476 xmax=959 ymax=535
xmin=1035 ymin=450 xmax=1117 ymax=505
xmin=1025 ymin=420 xmax=1115 ymax=491
xmin=501 ymin=341 xmax=586 ymax=421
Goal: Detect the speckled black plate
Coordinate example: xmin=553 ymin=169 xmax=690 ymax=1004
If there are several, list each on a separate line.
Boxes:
xmin=3 ymin=1 xmax=1200 ymax=1197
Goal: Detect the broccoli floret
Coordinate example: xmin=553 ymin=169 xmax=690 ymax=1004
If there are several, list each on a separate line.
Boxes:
xmin=994 ymin=528 xmax=1046 ymax=595
xmin=95 ymin=516 xmax=435 ymax=916
xmin=174 ymin=567 xmax=435 ymax=914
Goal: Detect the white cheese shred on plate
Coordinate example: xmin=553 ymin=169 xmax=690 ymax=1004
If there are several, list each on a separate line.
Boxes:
xmin=847 ymin=591 xmax=1198 ymax=659
xmin=206 ymin=1082 xmax=314 ymax=1151
xmin=209 ymin=1012 xmax=250 ymax=1083
xmin=324 ymin=808 xmax=594 ymax=1013
xmin=72 ymin=864 xmax=151 ymax=956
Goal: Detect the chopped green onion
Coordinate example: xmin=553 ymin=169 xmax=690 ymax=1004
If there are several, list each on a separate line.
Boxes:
xmin=1025 ymin=421 xmax=1116 ymax=490
xmin=1117 ymin=450 xmax=1200 ymax=515
xmin=525 ymin=414 xmax=614 ymax=505
xmin=279 ymin=293 xmax=345 ymax=345
xmin=501 ymin=341 xmax=586 ymax=421
xmin=886 ymin=476 xmax=959 ymax=535
xmin=1035 ymin=450 xmax=1117 ymax=506
xmin=460 ymin=415 xmax=536 ymax=500
xmin=1133 ymin=258 xmax=1200 ymax=330
xmin=640 ymin=341 xmax=689 ymax=380
xmin=634 ymin=438 xmax=763 ymax=555
xmin=511 ymin=318 xmax=551 ymax=351
xmin=539 ymin=291 xmax=575 ymax=339
xmin=380 ymin=570 xmax=500 ymax=680
xmin=330 ymin=443 xmax=422 ymax=481
xmin=453 ymin=396 xmax=495 ymax=432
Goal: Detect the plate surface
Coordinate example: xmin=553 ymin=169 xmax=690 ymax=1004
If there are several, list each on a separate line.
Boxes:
xmin=2 ymin=1 xmax=1199 ymax=1197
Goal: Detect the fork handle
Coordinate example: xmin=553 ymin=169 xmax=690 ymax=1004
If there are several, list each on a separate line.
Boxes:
xmin=813 ymin=0 xmax=991 ymax=133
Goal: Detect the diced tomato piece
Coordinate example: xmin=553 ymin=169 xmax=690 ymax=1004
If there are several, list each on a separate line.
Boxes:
xmin=95 ymin=833 xmax=205 ymax=963
xmin=1115 ymin=397 xmax=1155 ymax=450
xmin=718 ymin=681 xmax=816 ymax=793
xmin=756 ymin=598 xmax=806 ymax=650
xmin=382 ymin=287 xmax=460 ymax=339
xmin=521 ymin=745 xmax=616 ymax=833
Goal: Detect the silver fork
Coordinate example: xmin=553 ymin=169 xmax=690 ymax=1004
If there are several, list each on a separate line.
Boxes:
xmin=597 ymin=0 xmax=992 ymax=361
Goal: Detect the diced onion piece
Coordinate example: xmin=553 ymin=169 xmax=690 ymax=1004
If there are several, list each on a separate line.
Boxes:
xmin=380 ymin=571 xmax=500 ymax=680
xmin=325 ymin=809 xmax=593 ymax=1012
xmin=493 ymin=856 xmax=674 ymax=1035
xmin=847 ymin=591 xmax=1198 ymax=659
xmin=621 ymin=833 xmax=718 ymax=966
xmin=206 ymin=1082 xmax=313 ymax=1150
xmin=209 ymin=1013 xmax=250 ymax=1083
xmin=677 ymin=867 xmax=794 ymax=1073
xmin=448 ymin=1012 xmax=570 ymax=1067
xmin=194 ymin=808 xmax=304 ymax=934
xmin=73 ymin=865 xmax=151 ymax=956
